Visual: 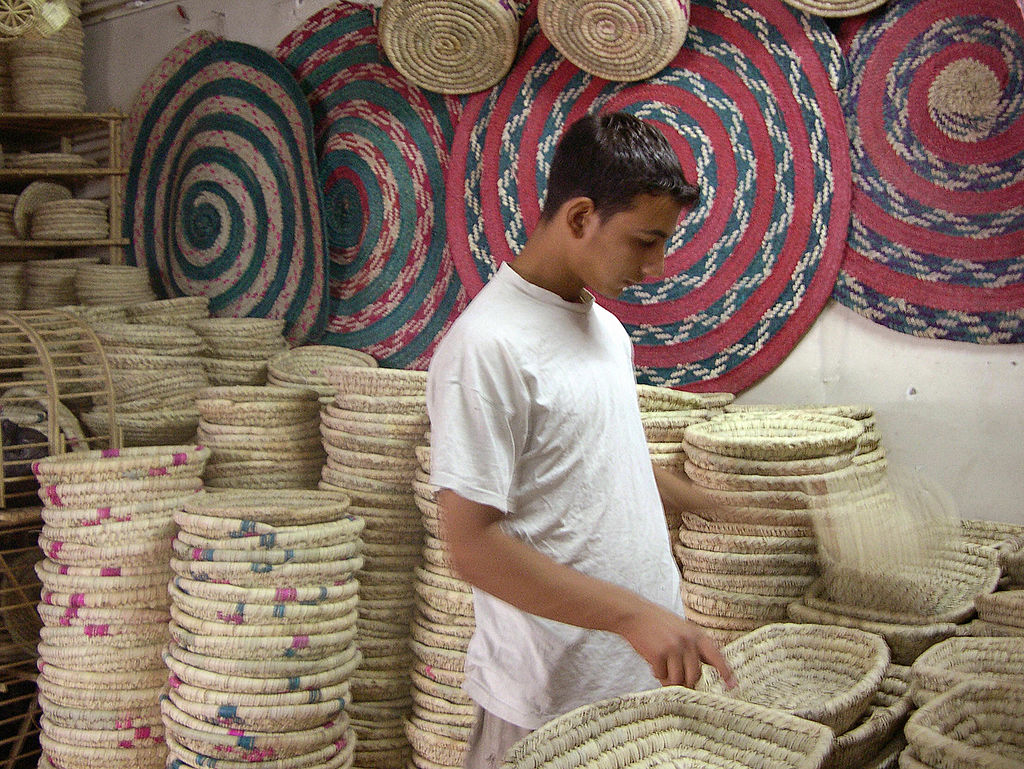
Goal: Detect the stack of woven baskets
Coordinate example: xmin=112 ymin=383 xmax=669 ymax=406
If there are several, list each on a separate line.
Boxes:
xmin=6 ymin=0 xmax=86 ymax=113
xmin=30 ymin=198 xmax=108 ymax=240
xmin=164 ymin=490 xmax=361 ymax=769
xmin=126 ymin=295 xmax=211 ymax=325
xmin=195 ymin=385 xmax=325 ymax=490
xmin=319 ymin=366 xmax=429 ymax=769
xmin=0 ymin=193 xmax=17 ymax=240
xmin=30 ymin=444 xmax=208 ymax=769
xmin=12 ymin=180 xmax=72 ymax=240
xmin=700 ymin=622 xmax=913 ymax=768
xmin=910 ymin=636 xmax=1024 ymax=707
xmin=268 ymin=345 xmax=379 ymax=406
xmin=973 ymin=590 xmax=1024 ymax=637
xmin=408 ymin=445 xmax=476 ymax=769
xmin=900 ymin=679 xmax=1024 ymax=768
xmin=79 ymin=321 xmax=206 ymax=446
xmin=675 ymin=410 xmax=877 ymax=645
xmin=75 ymin=263 xmax=157 ymax=306
xmin=188 ymin=318 xmax=289 ymax=386
xmin=23 ymin=257 xmax=97 ymax=309
xmin=638 ymin=384 xmax=734 ymax=538
xmin=0 ymin=262 xmax=25 ymax=309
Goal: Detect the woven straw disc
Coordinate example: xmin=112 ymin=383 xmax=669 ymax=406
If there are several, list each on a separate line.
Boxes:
xmin=13 ymin=180 xmax=72 ymax=238
xmin=537 ymin=0 xmax=689 ymax=81
xmin=379 ymin=0 xmax=520 ymax=94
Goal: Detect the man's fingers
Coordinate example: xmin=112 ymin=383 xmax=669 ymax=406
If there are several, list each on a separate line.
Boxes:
xmin=700 ymin=636 xmax=737 ymax=689
xmin=663 ymin=654 xmax=685 ymax=687
xmin=683 ymin=653 xmax=701 ymax=689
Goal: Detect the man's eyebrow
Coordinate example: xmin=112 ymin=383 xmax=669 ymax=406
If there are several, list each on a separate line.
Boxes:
xmin=641 ymin=228 xmax=671 ymax=238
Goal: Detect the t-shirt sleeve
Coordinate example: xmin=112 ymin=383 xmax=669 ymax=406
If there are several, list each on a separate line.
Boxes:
xmin=426 ymin=342 xmax=523 ymax=513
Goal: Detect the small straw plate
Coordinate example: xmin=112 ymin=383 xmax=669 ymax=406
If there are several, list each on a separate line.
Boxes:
xmin=699 ymin=622 xmax=890 ymax=734
xmin=170 ymin=575 xmax=358 ymax=605
xmin=500 ymin=685 xmax=832 ymax=769
xmin=31 ymin=444 xmax=210 ymax=483
xmin=166 ymin=688 xmax=342 ymax=732
xmin=683 ymin=412 xmax=864 ymax=461
xmin=169 ymin=620 xmax=356 ymax=660
xmin=182 ymin=489 xmax=351 ymax=526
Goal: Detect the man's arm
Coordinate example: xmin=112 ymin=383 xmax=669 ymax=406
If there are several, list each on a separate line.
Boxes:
xmin=437 ymin=488 xmax=736 ymax=689
xmin=651 ymin=462 xmax=724 ymax=517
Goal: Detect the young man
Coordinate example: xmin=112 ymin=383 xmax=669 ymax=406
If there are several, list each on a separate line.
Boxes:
xmin=426 ymin=112 xmax=736 ymax=769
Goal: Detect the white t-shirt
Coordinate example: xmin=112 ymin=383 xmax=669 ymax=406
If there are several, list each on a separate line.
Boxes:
xmin=426 ymin=263 xmax=684 ymax=729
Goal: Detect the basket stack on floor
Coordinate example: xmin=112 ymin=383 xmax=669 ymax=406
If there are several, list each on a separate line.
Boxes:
xmin=164 ymin=490 xmax=362 ymax=769
xmin=637 ymin=385 xmax=734 ymax=539
xmin=319 ymin=366 xmax=430 ymax=769
xmin=699 ymin=622 xmax=911 ymax=769
xmin=75 ymin=263 xmax=157 ymax=306
xmin=408 ymin=445 xmax=476 ymax=769
xmin=900 ymin=679 xmax=1024 ymax=768
xmin=6 ymin=0 xmax=87 ymax=113
xmin=0 ymin=194 xmax=17 ymax=241
xmin=0 ymin=262 xmax=25 ymax=309
xmin=195 ymin=386 xmax=326 ymax=490
xmin=30 ymin=445 xmax=208 ymax=769
xmin=268 ymin=345 xmax=379 ymax=406
xmin=31 ymin=199 xmax=108 ymax=241
xmin=674 ymin=410 xmax=878 ymax=646
xmin=79 ymin=321 xmax=206 ymax=446
xmin=126 ymin=296 xmax=211 ymax=325
xmin=187 ymin=318 xmax=289 ymax=386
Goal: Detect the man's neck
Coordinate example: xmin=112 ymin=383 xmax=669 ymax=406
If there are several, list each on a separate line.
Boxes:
xmin=511 ymin=227 xmax=586 ymax=303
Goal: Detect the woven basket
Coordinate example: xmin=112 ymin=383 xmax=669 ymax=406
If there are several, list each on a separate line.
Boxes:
xmin=166 ymin=688 xmax=343 ymax=732
xmin=815 ymin=543 xmax=1001 ymax=623
xmin=501 ymin=685 xmax=832 ymax=769
xmin=903 ymin=679 xmax=1024 ymax=769
xmin=37 ymin=475 xmax=203 ymax=509
xmin=966 ymin=619 xmax=1024 ymax=637
xmin=168 ymin=673 xmax=350 ymax=711
xmin=170 ymin=554 xmax=364 ymax=588
xmin=169 ymin=583 xmax=358 ymax=625
xmin=682 ymin=569 xmax=815 ymax=599
xmin=13 ymin=180 xmax=73 ymax=238
xmin=33 ymin=444 xmax=208 ymax=486
xmin=171 ymin=575 xmax=358 ymax=606
xmin=269 ymin=345 xmax=377 ymax=382
xmin=825 ymin=665 xmax=912 ymax=768
xmin=975 ymin=590 xmax=1024 ymax=629
xmin=173 ymin=512 xmax=362 ymax=549
xmin=36 ymin=673 xmax=167 ymax=710
xmin=683 ymin=581 xmax=793 ymax=622
xmin=325 ymin=365 xmax=427 ymax=398
xmin=678 ymin=527 xmax=815 ymax=556
xmin=680 ymin=511 xmax=813 ymax=539
xmin=181 ymin=488 xmax=350 ymax=525
xmin=37 ymin=693 xmax=163 ymax=733
xmin=164 ymin=729 xmax=352 ymax=769
xmin=909 ymin=636 xmax=1024 ymax=707
xmin=786 ymin=598 xmax=958 ymax=665
xmin=36 ymin=659 xmax=168 ymax=690
xmin=126 ymin=296 xmax=210 ymax=323
xmin=635 ymin=384 xmax=707 ymax=411
xmin=683 ymin=412 xmax=864 ymax=461
xmin=169 ymin=620 xmax=357 ymax=661
xmin=164 ymin=638 xmax=358 ymax=679
xmin=673 ymin=542 xmax=818 ymax=576
xmin=38 ymin=733 xmax=167 ymax=769
xmin=698 ymin=622 xmax=890 ymax=734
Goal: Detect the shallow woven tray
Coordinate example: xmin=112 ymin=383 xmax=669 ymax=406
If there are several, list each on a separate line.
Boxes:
xmin=699 ymin=622 xmax=890 ymax=733
xmin=910 ymin=636 xmax=1024 ymax=707
xmin=181 ymin=489 xmax=351 ymax=526
xmin=682 ymin=568 xmax=816 ymax=598
xmin=975 ymin=590 xmax=1024 ymax=628
xmin=13 ymin=179 xmax=72 ymax=237
xmin=825 ymin=664 xmax=912 ymax=768
xmin=164 ymin=638 xmax=358 ymax=680
xmin=903 ymin=679 xmax=1024 ymax=769
xmin=673 ymin=542 xmax=818 ymax=576
xmin=31 ymin=444 xmax=210 ymax=484
xmin=814 ymin=543 xmax=1002 ymax=624
xmin=325 ymin=365 xmax=427 ymax=398
xmin=684 ymin=411 xmax=864 ymax=462
xmin=501 ymin=685 xmax=832 ymax=769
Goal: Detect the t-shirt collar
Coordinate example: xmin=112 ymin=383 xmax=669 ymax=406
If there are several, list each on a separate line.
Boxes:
xmin=499 ymin=263 xmax=595 ymax=313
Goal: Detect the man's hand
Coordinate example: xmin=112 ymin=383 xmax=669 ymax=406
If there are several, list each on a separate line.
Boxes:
xmin=613 ymin=601 xmax=737 ymax=689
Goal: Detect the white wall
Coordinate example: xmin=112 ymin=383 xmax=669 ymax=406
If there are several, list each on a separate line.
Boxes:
xmin=83 ymin=1 xmax=1024 ymax=523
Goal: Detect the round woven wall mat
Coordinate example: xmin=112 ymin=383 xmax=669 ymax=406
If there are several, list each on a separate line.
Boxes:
xmin=378 ymin=0 xmax=520 ymax=94
xmin=447 ymin=0 xmax=850 ymax=392
xmin=124 ymin=32 xmax=329 ymax=344
xmin=274 ymin=1 xmax=468 ymax=367
xmin=833 ymin=0 xmax=1024 ymax=343
xmin=537 ymin=0 xmax=689 ymax=81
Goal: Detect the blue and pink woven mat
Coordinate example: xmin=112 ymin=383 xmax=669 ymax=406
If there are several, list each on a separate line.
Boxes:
xmin=446 ymin=0 xmax=852 ymax=392
xmin=834 ymin=0 xmax=1024 ymax=343
xmin=123 ymin=32 xmax=329 ymax=344
xmin=275 ymin=1 xmax=468 ymax=369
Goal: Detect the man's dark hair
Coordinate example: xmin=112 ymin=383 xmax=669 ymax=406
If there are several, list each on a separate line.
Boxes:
xmin=540 ymin=111 xmax=698 ymax=222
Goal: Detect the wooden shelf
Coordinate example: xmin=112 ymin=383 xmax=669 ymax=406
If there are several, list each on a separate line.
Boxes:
xmin=0 ymin=168 xmax=128 ymax=178
xmin=0 ymin=238 xmax=127 ymax=251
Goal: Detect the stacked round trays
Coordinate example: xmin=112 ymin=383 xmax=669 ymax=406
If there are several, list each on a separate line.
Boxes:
xmin=910 ymin=636 xmax=1024 ymax=707
xmin=23 ymin=256 xmax=98 ymax=310
xmin=500 ymin=685 xmax=834 ymax=769
xmin=320 ymin=365 xmax=429 ymax=769
xmin=126 ymin=296 xmax=211 ymax=325
xmin=900 ymin=679 xmax=1024 ymax=768
xmin=637 ymin=385 xmax=733 ymax=541
xmin=0 ymin=262 xmax=26 ymax=310
xmin=75 ymin=263 xmax=158 ymax=306
xmin=6 ymin=0 xmax=86 ymax=113
xmin=195 ymin=386 xmax=326 ymax=490
xmin=165 ymin=489 xmax=363 ymax=769
xmin=0 ymin=193 xmax=19 ymax=243
xmin=973 ymin=590 xmax=1024 ymax=637
xmin=677 ymin=409 xmax=874 ymax=645
xmin=187 ymin=318 xmax=289 ymax=386
xmin=408 ymin=443 xmax=475 ymax=769
xmin=268 ymin=345 xmax=379 ymax=406
xmin=30 ymin=445 xmax=209 ymax=769
xmin=79 ymin=321 xmax=207 ymax=447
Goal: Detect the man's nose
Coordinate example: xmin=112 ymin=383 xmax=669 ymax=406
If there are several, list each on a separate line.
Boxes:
xmin=642 ymin=252 xmax=665 ymax=279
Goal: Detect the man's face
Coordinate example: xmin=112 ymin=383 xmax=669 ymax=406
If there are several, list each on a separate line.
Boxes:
xmin=577 ymin=194 xmax=684 ymax=300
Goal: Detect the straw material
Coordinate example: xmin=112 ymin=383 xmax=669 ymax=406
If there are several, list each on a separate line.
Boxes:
xmin=683 ymin=412 xmax=864 ymax=460
xmin=38 ymin=733 xmax=166 ymax=769
xmin=164 ymin=728 xmax=353 ymax=768
xmin=910 ymin=636 xmax=1024 ymax=707
xmin=32 ymin=444 xmax=210 ymax=484
xmin=36 ymin=690 xmax=163 ymax=732
xmin=168 ymin=674 xmax=350 ymax=711
xmin=325 ymin=365 xmax=427 ymax=397
xmin=36 ymin=674 xmax=167 ymax=710
xmin=37 ymin=474 xmax=203 ymax=509
xmin=680 ymin=511 xmax=813 ymax=539
xmin=635 ymin=384 xmax=706 ymax=411
xmin=164 ymin=638 xmax=357 ymax=679
xmin=269 ymin=344 xmax=377 ymax=384
xmin=673 ymin=542 xmax=818 ymax=576
xmin=169 ymin=619 xmax=357 ymax=659
xmin=683 ymin=581 xmax=793 ymax=622
xmin=378 ymin=0 xmax=519 ymax=94
xmin=170 ymin=555 xmax=364 ymax=587
xmin=786 ymin=598 xmax=958 ymax=665
xmin=37 ymin=660 xmax=168 ymax=690
xmin=169 ymin=583 xmax=358 ymax=625
xmin=816 ymin=543 xmax=1001 ymax=623
xmin=126 ymin=296 xmax=211 ymax=323
xmin=501 ymin=685 xmax=832 ymax=769
xmin=171 ymin=576 xmax=358 ymax=606
xmin=699 ymin=622 xmax=890 ymax=733
xmin=903 ymin=679 xmax=1024 ymax=769
xmin=166 ymin=688 xmax=344 ymax=732
xmin=36 ymin=639 xmax=165 ymax=672
xmin=678 ymin=528 xmax=815 ymax=555
xmin=682 ymin=569 xmax=815 ymax=598
xmin=975 ymin=590 xmax=1024 ymax=629
xmin=182 ymin=488 xmax=351 ymax=525
xmin=537 ymin=0 xmax=688 ymax=82
xmin=826 ymin=665 xmax=913 ymax=769
xmin=175 ymin=518 xmax=363 ymax=551
xmin=13 ymin=180 xmax=72 ymax=238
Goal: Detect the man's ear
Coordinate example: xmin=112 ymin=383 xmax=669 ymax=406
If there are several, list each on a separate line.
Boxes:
xmin=562 ymin=197 xmax=596 ymax=240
